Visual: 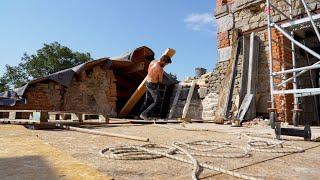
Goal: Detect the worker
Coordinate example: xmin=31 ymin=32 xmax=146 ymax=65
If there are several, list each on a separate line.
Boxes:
xmin=140 ymin=48 xmax=175 ymax=120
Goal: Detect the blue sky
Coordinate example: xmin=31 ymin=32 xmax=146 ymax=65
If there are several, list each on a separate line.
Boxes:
xmin=0 ymin=0 xmax=217 ymax=80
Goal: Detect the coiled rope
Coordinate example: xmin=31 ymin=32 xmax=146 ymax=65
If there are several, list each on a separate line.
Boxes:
xmin=100 ymin=131 xmax=304 ymax=180
xmin=239 ymin=132 xmax=305 ymax=153
xmin=100 ymin=140 xmax=259 ymax=180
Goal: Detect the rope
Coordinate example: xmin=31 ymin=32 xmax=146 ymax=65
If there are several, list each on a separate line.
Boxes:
xmin=152 ymin=124 xmax=221 ymax=132
xmin=100 ymin=140 xmax=259 ymax=180
xmin=239 ymin=132 xmax=305 ymax=153
xmin=100 ymin=132 xmax=305 ymax=180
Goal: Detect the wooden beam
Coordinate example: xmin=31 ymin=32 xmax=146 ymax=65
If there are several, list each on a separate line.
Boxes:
xmin=119 ymin=62 xmax=145 ymax=74
xmin=118 ymin=77 xmax=147 ymax=117
xmin=58 ymin=125 xmax=149 ymax=142
xmin=236 ymin=94 xmax=253 ymax=121
xmin=182 ymin=80 xmax=196 ymax=119
xmin=214 ymin=31 xmax=241 ymax=124
xmin=245 ymin=32 xmax=259 ymax=120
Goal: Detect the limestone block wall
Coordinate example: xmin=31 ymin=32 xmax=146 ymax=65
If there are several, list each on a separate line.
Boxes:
xmin=169 ymin=61 xmax=229 ymax=120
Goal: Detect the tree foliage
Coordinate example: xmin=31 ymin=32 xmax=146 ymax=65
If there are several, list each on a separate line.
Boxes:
xmin=0 ymin=42 xmax=92 ymax=91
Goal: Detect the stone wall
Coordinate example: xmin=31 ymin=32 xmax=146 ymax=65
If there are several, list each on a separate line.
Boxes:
xmin=169 ymin=61 xmax=229 ymax=120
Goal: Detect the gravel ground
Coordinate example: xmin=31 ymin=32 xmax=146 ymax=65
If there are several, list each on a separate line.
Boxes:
xmin=32 ymin=123 xmax=320 ymax=180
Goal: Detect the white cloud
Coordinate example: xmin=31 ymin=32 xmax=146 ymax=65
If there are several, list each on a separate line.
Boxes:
xmin=184 ymin=13 xmax=216 ymax=34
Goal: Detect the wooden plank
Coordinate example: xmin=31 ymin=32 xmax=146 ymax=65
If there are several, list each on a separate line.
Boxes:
xmin=168 ymin=84 xmax=182 ymax=118
xmin=182 ymin=80 xmax=196 ymax=119
xmin=239 ymin=36 xmax=250 ymax=106
xmin=118 ymin=77 xmax=147 ymax=117
xmin=0 ymin=119 xmax=39 ymax=124
xmin=236 ymin=94 xmax=253 ymax=121
xmin=245 ymin=32 xmax=259 ymax=120
xmin=0 ymin=110 xmax=48 ymax=113
xmin=214 ymin=32 xmax=241 ymax=123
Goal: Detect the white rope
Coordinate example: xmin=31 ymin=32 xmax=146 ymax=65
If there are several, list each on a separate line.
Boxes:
xmin=100 ymin=132 xmax=305 ymax=180
xmin=100 ymin=140 xmax=259 ymax=180
xmin=239 ymin=132 xmax=305 ymax=153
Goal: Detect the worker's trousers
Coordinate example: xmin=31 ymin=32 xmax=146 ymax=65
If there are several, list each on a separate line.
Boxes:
xmin=140 ymin=82 xmax=161 ymax=117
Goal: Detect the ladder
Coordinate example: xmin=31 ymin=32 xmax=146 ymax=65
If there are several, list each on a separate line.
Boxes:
xmin=266 ymin=0 xmax=320 ymax=140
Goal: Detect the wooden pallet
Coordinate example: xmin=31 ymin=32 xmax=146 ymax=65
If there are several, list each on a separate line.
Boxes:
xmin=0 ymin=110 xmax=109 ymax=128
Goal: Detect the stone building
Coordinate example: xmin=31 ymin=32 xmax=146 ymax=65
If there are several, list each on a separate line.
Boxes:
xmin=0 ymin=46 xmax=176 ymax=118
xmin=212 ymin=0 xmax=320 ymax=123
xmin=170 ymin=0 xmax=320 ymax=124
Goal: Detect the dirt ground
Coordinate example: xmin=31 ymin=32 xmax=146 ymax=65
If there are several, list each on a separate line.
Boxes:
xmin=29 ymin=122 xmax=320 ymax=180
xmin=0 ymin=125 xmax=111 ymax=180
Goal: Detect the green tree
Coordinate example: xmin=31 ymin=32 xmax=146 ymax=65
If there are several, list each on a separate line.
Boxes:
xmin=0 ymin=42 xmax=92 ymax=91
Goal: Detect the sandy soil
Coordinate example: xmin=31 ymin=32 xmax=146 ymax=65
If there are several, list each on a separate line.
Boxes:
xmin=30 ymin=122 xmax=320 ymax=180
xmin=0 ymin=125 xmax=111 ymax=180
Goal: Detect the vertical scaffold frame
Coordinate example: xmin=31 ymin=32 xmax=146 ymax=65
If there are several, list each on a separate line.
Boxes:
xmin=266 ymin=0 xmax=320 ymax=127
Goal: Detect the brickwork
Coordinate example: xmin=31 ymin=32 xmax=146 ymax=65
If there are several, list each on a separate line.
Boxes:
xmin=218 ymin=31 xmax=231 ymax=48
xmin=265 ymin=29 xmax=294 ymax=123
xmin=216 ymin=0 xmax=234 ymax=8
xmin=3 ymin=65 xmax=117 ymax=117
xmin=213 ymin=0 xmax=320 ymax=123
xmin=2 ymin=82 xmax=62 ymax=111
xmin=64 ymin=66 xmax=117 ymax=116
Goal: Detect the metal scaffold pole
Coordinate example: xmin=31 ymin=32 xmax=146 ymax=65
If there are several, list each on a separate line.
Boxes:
xmin=289 ymin=0 xmax=300 ymax=126
xmin=266 ymin=0 xmax=276 ymax=129
xmin=266 ymin=0 xmax=320 ymax=138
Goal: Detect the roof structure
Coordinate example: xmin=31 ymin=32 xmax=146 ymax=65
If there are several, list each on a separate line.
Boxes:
xmin=0 ymin=46 xmax=177 ymax=106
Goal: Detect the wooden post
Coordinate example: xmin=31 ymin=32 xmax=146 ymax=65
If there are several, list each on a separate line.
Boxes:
xmin=181 ymin=80 xmax=196 ymax=121
xmin=118 ymin=77 xmax=147 ymax=117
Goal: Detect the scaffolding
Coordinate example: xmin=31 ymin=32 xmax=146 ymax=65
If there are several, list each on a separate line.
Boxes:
xmin=266 ymin=0 xmax=320 ymax=134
